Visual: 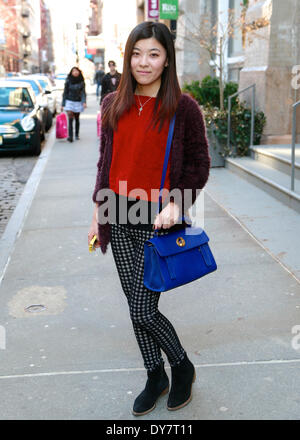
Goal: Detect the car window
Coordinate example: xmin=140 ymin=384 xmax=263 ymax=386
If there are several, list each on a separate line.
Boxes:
xmin=0 ymin=87 xmax=33 ymax=107
xmin=21 ymin=88 xmax=33 ymax=107
xmin=24 ymin=80 xmax=41 ymax=95
xmin=10 ymin=78 xmax=41 ymax=95
xmin=37 ymin=79 xmax=48 ymax=90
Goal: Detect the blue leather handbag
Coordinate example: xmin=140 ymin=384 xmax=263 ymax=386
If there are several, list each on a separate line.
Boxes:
xmin=143 ymin=115 xmax=217 ymax=292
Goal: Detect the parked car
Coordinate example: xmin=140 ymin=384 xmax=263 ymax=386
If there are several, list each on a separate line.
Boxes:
xmin=30 ymin=74 xmax=58 ymax=116
xmin=6 ymin=76 xmax=52 ymax=132
xmin=0 ymin=80 xmax=45 ymax=155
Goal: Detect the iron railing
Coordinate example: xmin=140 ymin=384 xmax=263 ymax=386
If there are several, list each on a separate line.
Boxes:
xmin=227 ymin=84 xmax=256 ymax=156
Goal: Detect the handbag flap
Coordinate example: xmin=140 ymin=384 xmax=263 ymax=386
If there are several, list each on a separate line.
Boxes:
xmin=146 ymin=227 xmax=210 ymax=257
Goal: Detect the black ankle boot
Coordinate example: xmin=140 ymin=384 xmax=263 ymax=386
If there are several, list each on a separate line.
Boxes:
xmin=167 ymin=353 xmax=196 ymax=411
xmin=132 ymin=362 xmax=169 ymax=416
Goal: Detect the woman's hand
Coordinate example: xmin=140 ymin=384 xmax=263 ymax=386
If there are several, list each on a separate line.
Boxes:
xmin=153 ymin=202 xmax=180 ymax=230
xmin=88 ymin=205 xmax=100 ymax=248
xmin=83 ymin=103 xmax=87 ymax=109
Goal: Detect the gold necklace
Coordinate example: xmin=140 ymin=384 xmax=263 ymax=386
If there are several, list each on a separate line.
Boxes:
xmin=136 ymin=95 xmax=153 ymax=116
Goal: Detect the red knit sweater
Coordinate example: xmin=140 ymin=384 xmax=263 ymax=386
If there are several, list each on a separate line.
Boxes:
xmin=109 ymin=95 xmax=170 ymax=202
xmin=93 ymin=92 xmax=211 ymax=254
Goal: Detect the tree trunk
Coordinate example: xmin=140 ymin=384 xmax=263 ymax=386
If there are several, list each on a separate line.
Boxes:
xmin=219 ymin=36 xmax=224 ymax=110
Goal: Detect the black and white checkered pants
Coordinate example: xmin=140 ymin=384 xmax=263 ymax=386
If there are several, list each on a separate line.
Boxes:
xmin=111 ymin=223 xmax=186 ymax=372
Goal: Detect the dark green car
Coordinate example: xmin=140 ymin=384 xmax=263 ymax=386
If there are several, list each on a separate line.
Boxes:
xmin=0 ymin=80 xmax=45 ymax=155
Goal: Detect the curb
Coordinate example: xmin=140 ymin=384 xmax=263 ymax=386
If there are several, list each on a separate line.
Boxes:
xmin=0 ymin=127 xmax=56 ymax=286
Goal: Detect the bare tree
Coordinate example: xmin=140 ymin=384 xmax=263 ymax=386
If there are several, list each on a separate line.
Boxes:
xmin=177 ymin=1 xmax=269 ymax=110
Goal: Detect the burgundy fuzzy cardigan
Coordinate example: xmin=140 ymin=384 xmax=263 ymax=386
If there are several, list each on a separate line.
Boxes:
xmin=92 ymin=92 xmax=211 ymax=254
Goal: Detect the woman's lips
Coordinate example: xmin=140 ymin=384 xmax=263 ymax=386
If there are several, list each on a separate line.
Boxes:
xmin=137 ymin=71 xmax=151 ymax=75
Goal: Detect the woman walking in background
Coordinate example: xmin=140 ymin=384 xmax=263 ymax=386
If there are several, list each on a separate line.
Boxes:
xmin=88 ymin=21 xmax=210 ymax=416
xmin=61 ymin=67 xmax=86 ymax=142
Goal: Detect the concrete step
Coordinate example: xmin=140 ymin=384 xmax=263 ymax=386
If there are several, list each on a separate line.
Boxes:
xmin=250 ymin=144 xmax=300 ymax=179
xmin=225 ymin=156 xmax=300 ymax=213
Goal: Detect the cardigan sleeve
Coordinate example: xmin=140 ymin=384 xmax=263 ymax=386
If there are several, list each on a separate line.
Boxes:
xmin=176 ymin=97 xmax=211 ymax=211
xmin=92 ymin=93 xmax=114 ymax=203
xmin=92 ymin=128 xmax=107 ymax=203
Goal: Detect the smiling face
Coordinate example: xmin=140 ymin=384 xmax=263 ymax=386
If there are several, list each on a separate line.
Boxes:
xmin=130 ymin=37 xmax=168 ymax=94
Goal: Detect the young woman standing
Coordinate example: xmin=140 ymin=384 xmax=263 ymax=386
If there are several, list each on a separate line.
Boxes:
xmin=61 ymin=67 xmax=86 ymax=142
xmin=88 ymin=22 xmax=211 ymax=416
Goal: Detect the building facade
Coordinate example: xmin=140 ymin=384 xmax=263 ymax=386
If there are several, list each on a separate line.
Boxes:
xmin=20 ymin=0 xmax=41 ymax=72
xmin=0 ymin=0 xmax=43 ymax=74
xmin=239 ymin=0 xmax=300 ymax=142
xmin=176 ymin=0 xmax=300 ymax=142
xmin=0 ymin=0 xmax=20 ymax=74
xmin=38 ymin=0 xmax=54 ymax=73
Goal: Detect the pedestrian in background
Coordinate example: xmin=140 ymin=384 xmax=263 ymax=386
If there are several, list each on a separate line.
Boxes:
xmin=89 ymin=22 xmax=210 ymax=416
xmin=94 ymin=64 xmax=105 ymax=98
xmin=61 ymin=66 xmax=86 ymax=142
xmin=100 ymin=60 xmax=121 ymax=104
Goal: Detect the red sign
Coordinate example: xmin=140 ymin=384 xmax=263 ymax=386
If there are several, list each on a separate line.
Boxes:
xmin=87 ymin=48 xmax=96 ymax=55
xmin=147 ymin=0 xmax=159 ymax=19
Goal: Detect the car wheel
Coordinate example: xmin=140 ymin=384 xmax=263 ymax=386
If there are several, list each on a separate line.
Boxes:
xmin=40 ymin=120 xmax=45 ymax=141
xmin=31 ymin=121 xmax=42 ymax=155
xmin=45 ymin=109 xmax=53 ymax=131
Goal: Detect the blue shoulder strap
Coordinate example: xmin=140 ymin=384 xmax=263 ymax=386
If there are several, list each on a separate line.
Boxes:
xmin=157 ymin=114 xmax=176 ymax=214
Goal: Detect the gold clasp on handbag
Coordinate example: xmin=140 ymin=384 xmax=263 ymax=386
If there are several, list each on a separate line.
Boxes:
xmin=176 ymin=237 xmax=185 ymax=247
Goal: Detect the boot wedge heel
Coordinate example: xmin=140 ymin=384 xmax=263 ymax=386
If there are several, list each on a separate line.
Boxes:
xmin=132 ymin=386 xmax=169 ymax=416
xmin=132 ymin=362 xmax=169 ymax=417
xmin=167 ymin=354 xmax=196 ymax=411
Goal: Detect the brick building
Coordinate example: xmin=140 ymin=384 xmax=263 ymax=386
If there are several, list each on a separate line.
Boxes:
xmin=38 ymin=0 xmax=54 ymax=73
xmin=0 ymin=0 xmax=19 ymax=73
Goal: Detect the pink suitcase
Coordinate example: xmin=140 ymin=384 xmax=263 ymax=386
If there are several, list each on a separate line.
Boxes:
xmin=56 ymin=112 xmax=68 ymax=139
xmin=97 ymin=112 xmax=101 ymax=137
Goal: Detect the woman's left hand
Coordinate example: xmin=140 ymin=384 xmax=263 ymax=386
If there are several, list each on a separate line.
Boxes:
xmin=83 ymin=103 xmax=87 ymax=109
xmin=153 ymin=202 xmax=180 ymax=230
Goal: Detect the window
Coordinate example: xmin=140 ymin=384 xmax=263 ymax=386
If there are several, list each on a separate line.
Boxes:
xmin=228 ymin=67 xmax=242 ymax=82
xmin=228 ymin=0 xmax=243 ymax=57
xmin=0 ymin=87 xmax=32 ymax=108
xmin=211 ymin=0 xmax=218 ymax=61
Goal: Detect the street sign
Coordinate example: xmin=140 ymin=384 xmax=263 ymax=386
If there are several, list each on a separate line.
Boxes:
xmin=147 ymin=0 xmax=159 ymax=19
xmin=159 ymin=0 xmax=179 ymax=20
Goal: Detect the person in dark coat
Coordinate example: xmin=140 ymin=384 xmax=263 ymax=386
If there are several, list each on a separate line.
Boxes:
xmin=61 ymin=66 xmax=86 ymax=142
xmin=100 ymin=60 xmax=121 ymax=103
xmin=88 ymin=22 xmax=211 ymax=417
xmin=94 ymin=64 xmax=105 ymax=98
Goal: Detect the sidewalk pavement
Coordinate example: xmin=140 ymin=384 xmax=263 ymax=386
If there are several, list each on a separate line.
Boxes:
xmin=0 ymin=93 xmax=300 ymax=420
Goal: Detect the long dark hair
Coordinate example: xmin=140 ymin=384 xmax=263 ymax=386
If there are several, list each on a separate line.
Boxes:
xmin=102 ymin=21 xmax=181 ymax=131
xmin=67 ymin=66 xmax=85 ymax=83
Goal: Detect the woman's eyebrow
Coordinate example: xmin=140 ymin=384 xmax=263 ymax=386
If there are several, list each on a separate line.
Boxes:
xmin=133 ymin=47 xmax=161 ymax=52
